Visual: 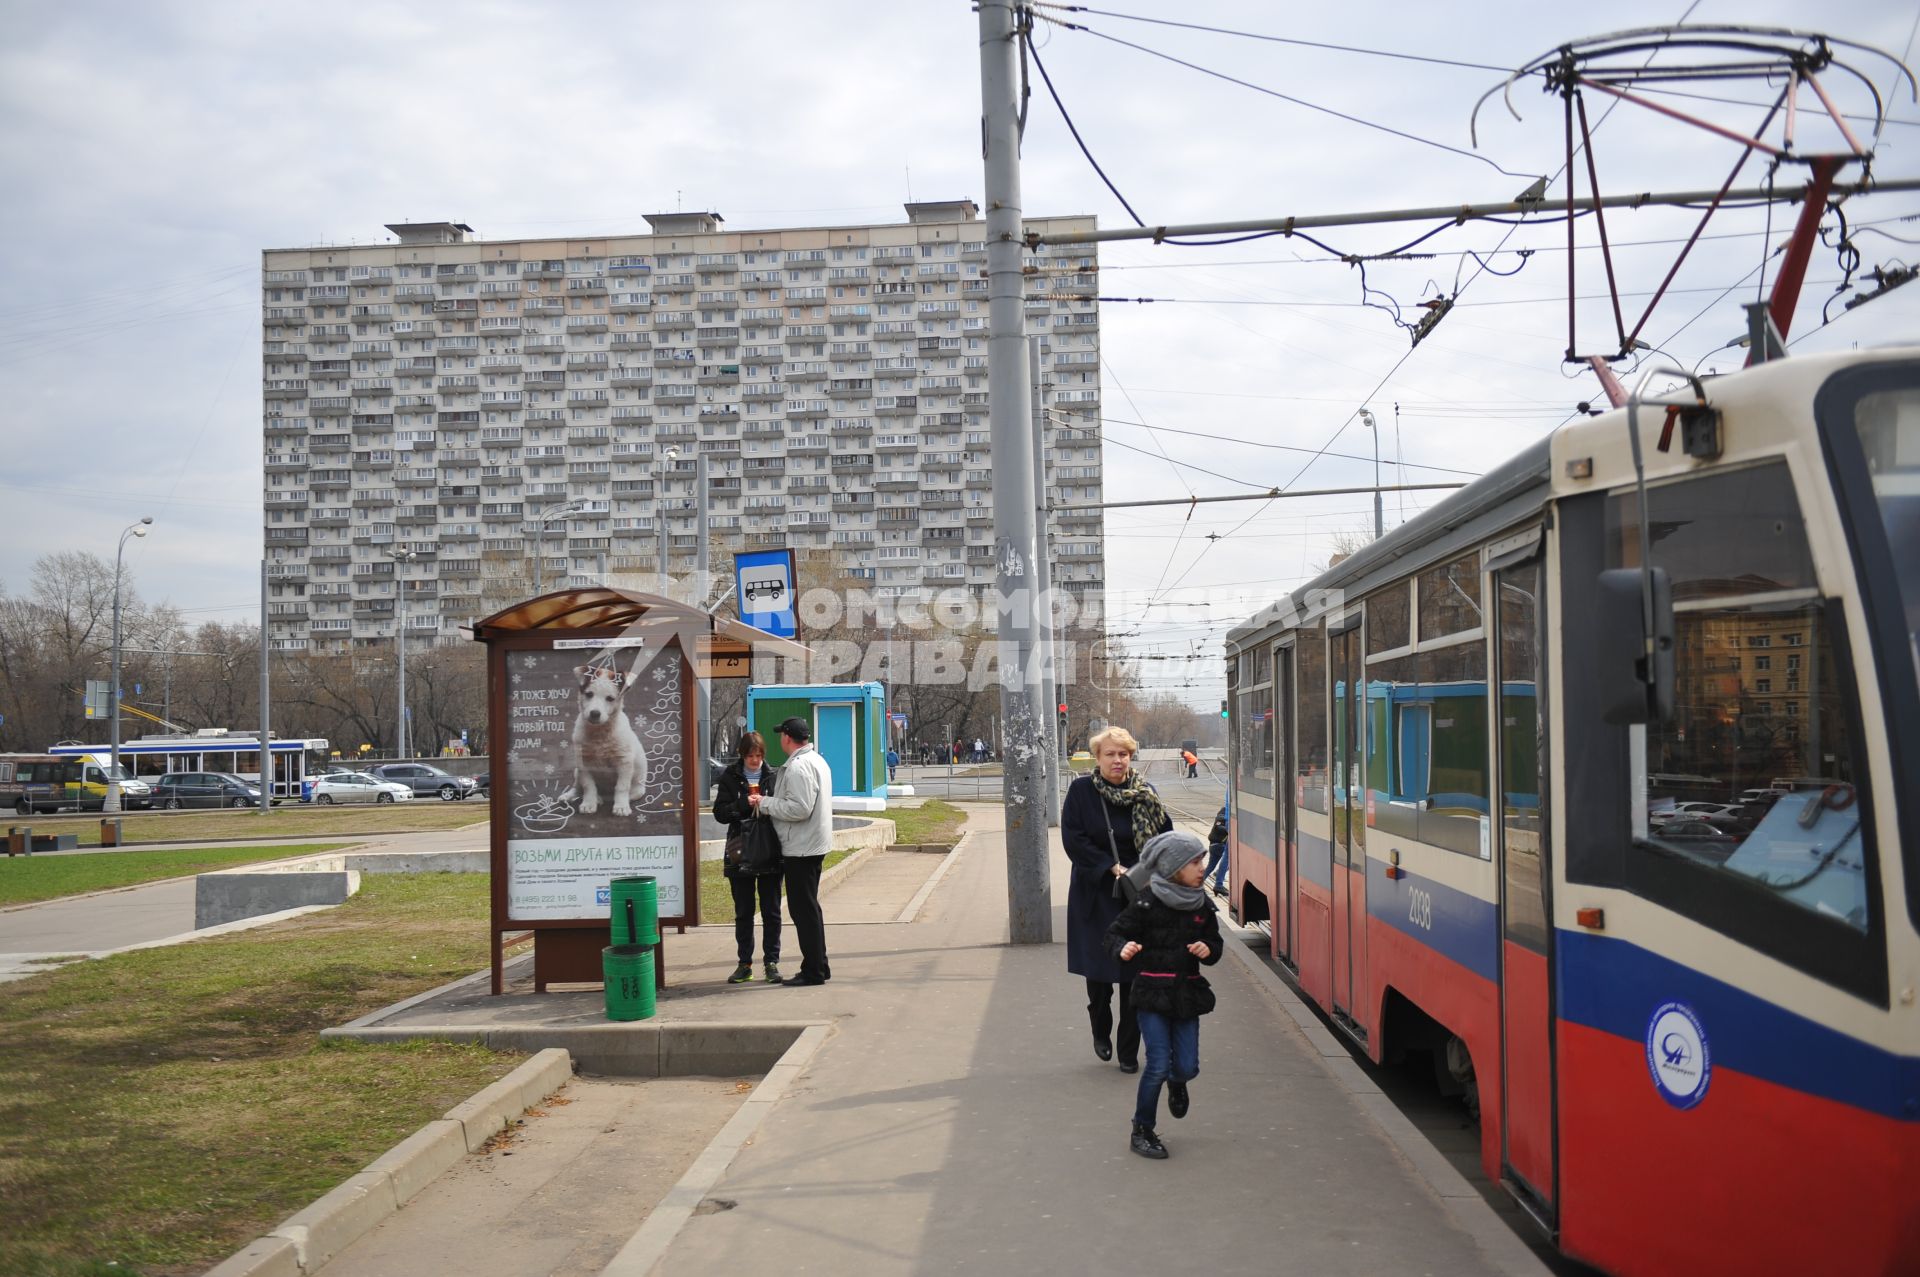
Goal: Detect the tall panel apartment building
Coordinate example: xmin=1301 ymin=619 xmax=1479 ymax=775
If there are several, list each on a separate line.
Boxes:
xmin=261 ymin=202 xmax=1104 ymax=653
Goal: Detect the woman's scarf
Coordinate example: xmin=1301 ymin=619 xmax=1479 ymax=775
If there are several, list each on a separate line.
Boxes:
xmin=1137 ymin=830 xmax=1209 ymax=910
xmin=1091 ymin=766 xmax=1168 ymax=857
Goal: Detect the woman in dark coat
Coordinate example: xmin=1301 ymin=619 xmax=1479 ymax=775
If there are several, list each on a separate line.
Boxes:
xmin=712 ymin=731 xmax=783 ymax=984
xmin=1061 ymin=725 xmax=1172 ymax=1072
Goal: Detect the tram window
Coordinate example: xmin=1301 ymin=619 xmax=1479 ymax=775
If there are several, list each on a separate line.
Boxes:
xmin=1418 ymin=554 xmax=1482 ymax=641
xmin=1254 ymin=685 xmax=1274 ymax=778
xmin=1422 ymin=640 xmax=1491 ymax=856
xmin=1607 ymin=461 xmax=1814 ymax=600
xmin=1366 ymin=581 xmax=1409 ymax=654
xmin=1497 ymin=558 xmax=1548 ymax=952
xmin=1297 ymin=623 xmax=1328 ymax=814
xmin=1642 ymin=601 xmax=1870 ymax=931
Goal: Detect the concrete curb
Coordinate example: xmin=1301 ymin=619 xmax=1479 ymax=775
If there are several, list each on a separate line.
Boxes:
xmin=321 ymin=1020 xmax=809 ymax=1079
xmin=599 ymin=1023 xmax=833 ymax=1277
xmin=0 ymin=843 xmax=370 ymax=916
xmin=1221 ymin=932 xmax=1551 ymax=1277
xmin=893 ymin=832 xmax=969 ymax=923
xmin=203 ymin=1047 xmax=574 ymax=1277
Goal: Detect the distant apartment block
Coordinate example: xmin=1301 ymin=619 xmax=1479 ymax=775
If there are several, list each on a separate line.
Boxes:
xmin=260 ymin=202 xmax=1105 ymax=653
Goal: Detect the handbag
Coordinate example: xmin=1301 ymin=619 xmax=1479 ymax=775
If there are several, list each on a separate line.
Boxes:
xmin=723 ymin=825 xmax=750 ymax=874
xmin=743 ymin=815 xmax=785 ymax=875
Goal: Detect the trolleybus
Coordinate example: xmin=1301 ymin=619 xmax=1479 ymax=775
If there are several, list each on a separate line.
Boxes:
xmin=47 ymin=733 xmax=330 ymax=803
xmin=1222 ymin=347 xmax=1918 ymax=1276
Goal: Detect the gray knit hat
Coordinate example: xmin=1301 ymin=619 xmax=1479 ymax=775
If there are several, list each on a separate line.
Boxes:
xmin=1127 ymin=829 xmax=1208 ymax=896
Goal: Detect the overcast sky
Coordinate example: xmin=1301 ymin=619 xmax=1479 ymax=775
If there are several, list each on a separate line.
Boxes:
xmin=2 ymin=0 xmax=1915 ymax=712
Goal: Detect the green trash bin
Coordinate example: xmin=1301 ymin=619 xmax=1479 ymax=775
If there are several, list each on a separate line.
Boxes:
xmin=603 ymin=945 xmax=656 ymax=1021
xmin=609 ymin=875 xmax=660 ymax=947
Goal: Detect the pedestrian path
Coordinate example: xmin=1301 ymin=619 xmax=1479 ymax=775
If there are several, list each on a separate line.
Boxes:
xmin=617 ymin=807 xmax=1541 ymax=1276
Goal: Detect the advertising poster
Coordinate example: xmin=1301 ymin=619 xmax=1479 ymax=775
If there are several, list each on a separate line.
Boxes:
xmin=503 ymin=637 xmax=688 ymax=921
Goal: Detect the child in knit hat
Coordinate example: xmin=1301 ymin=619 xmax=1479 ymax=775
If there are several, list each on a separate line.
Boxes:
xmin=1106 ymin=829 xmax=1223 ymax=1159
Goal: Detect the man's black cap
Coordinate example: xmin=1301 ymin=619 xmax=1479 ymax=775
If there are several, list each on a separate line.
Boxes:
xmin=778 ymin=716 xmax=812 ymax=743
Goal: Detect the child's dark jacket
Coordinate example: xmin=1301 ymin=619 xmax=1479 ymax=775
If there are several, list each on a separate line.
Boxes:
xmin=1106 ymin=894 xmax=1224 ymax=1020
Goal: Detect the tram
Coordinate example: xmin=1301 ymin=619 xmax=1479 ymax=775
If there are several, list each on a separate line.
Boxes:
xmin=1221 ymin=347 xmax=1918 ymax=1276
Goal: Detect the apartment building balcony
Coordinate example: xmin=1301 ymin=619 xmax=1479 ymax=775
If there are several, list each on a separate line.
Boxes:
xmin=745 ymin=531 xmax=789 ymax=549
xmin=266 ymin=489 xmax=310 ymax=509
xmin=743 ymin=422 xmax=785 ymax=440
xmin=524 ymin=298 xmax=565 ymax=316
xmin=696 ymin=327 xmax=740 ymax=344
xmin=698 ymin=364 xmax=740 ymax=384
xmin=265 ymin=380 xmax=308 ymax=400
xmin=786 ymin=436 xmax=829 ymax=456
xmin=308 ymin=433 xmax=351 ymax=453
xmin=435 ymin=263 xmax=479 ymax=282
xmin=921 ymin=492 xmax=962 ymax=510
xmin=264 ymin=527 xmax=309 ymax=547
xmin=353 ymin=601 xmax=396 ymax=620
xmin=524 ymin=261 xmax=564 ymax=279
xmin=828 ymin=378 xmax=872 ymax=398
xmin=566 ymin=276 xmax=607 ymax=295
xmin=743 ymin=459 xmax=785 ymax=477
xmin=310 ymin=396 xmax=351 ymax=418
xmin=875 ymin=396 xmax=917 ymax=416
xmin=785 ymin=402 xmax=828 ymax=419
xmin=877 ymin=508 xmax=919 ymax=527
xmin=611 ymin=406 xmax=653 ymax=424
xmin=566 ymin=315 xmax=609 ymax=333
xmin=918 ymin=301 xmax=961 ymax=317
xmin=612 ymin=367 xmax=652 ymax=387
xmin=611 ymin=293 xmax=652 ymax=312
xmin=655 ymin=385 xmax=696 ymax=402
xmin=741 ymin=382 xmax=784 ymax=400
xmin=832 ymin=454 xmax=875 ymax=473
xmin=309 ymin=544 xmax=352 ymax=561
xmin=920 ymin=412 xmax=965 ymax=428
xmin=523 ymin=333 xmax=564 ymax=350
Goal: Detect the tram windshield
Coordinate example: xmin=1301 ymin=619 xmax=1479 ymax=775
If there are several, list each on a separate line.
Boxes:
xmin=1844 ymin=384 xmax=1920 ymax=684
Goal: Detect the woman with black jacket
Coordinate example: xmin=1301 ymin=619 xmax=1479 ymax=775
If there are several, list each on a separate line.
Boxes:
xmin=712 ymin=731 xmax=783 ymax=984
xmin=1061 ymin=725 xmax=1173 ymax=1072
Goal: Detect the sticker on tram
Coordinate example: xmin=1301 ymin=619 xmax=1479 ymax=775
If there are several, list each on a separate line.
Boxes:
xmin=1645 ymin=1001 xmax=1711 ymax=1110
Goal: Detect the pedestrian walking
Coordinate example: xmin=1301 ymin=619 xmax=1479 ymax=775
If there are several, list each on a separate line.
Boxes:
xmin=752 ymin=716 xmax=834 ymax=986
xmin=886 ymin=746 xmax=899 ymax=781
xmin=1205 ymin=800 xmax=1230 ymax=896
xmin=1061 ymin=725 xmax=1173 ymax=1074
xmin=712 ymin=732 xmax=783 ymax=984
xmin=1107 ymin=829 xmax=1224 ymax=1160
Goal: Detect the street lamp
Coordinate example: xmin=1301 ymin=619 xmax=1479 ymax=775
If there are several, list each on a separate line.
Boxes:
xmin=107 ymin=516 xmax=154 ymax=814
xmin=1358 ymin=407 xmax=1383 ymax=540
xmin=532 ymin=500 xmax=588 ymax=595
xmin=388 ymin=547 xmax=415 ymax=759
xmin=659 ymin=447 xmax=680 ymax=597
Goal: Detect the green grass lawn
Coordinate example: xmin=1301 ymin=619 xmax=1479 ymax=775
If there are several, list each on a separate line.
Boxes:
xmin=886 ymin=799 xmax=966 ymax=846
xmin=0 ymin=844 xmax=350 ymax=907
xmin=38 ymin=801 xmax=490 ymax=848
xmin=0 ymin=873 xmax=525 ymax=1277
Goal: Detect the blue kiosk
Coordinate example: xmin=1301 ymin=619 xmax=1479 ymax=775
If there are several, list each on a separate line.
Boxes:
xmin=744 ymin=681 xmax=896 ymax=810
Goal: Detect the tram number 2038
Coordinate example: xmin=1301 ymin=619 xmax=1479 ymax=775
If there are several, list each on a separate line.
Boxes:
xmin=1407 ymin=887 xmax=1433 ymax=931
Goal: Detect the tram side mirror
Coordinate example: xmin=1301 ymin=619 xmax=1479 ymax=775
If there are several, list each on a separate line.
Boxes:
xmin=1596 ymin=567 xmax=1675 ymax=725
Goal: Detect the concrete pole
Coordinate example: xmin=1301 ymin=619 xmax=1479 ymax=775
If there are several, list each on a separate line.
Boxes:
xmin=259 ymin=558 xmax=271 ymax=813
xmin=695 ymin=450 xmax=712 ymax=789
xmin=658 ymin=449 xmax=677 ymax=598
xmin=980 ymin=0 xmax=1050 ymax=943
xmin=1360 ymin=408 xmax=1382 ymax=539
xmin=1028 ymin=336 xmax=1060 ymax=827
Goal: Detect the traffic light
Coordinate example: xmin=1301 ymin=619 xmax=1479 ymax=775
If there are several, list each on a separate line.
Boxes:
xmin=1220 ymin=699 xmax=1229 ymax=720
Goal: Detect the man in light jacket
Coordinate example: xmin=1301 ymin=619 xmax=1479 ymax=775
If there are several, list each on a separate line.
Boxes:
xmin=751 ymin=716 xmax=834 ymax=986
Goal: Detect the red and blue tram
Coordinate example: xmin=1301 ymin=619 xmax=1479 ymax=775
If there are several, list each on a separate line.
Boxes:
xmin=1222 ymin=347 xmax=1919 ymax=1276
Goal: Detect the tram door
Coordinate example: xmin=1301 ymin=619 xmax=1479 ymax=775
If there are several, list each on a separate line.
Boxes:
xmin=1494 ymin=554 xmax=1555 ymax=1218
xmin=1330 ymin=623 xmax=1367 ymax=1023
xmin=1274 ymin=642 xmax=1296 ymax=963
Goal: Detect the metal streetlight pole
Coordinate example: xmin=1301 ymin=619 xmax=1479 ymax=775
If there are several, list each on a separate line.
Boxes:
xmin=659 ymin=447 xmax=680 ymax=597
xmin=388 ymin=547 xmax=414 ymax=758
xmin=1359 ymin=407 xmax=1383 ymax=540
xmin=107 ymin=516 xmax=154 ymax=814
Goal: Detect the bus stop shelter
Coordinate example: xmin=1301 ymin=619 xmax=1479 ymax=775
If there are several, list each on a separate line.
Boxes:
xmin=469 ymin=588 xmax=808 ymax=994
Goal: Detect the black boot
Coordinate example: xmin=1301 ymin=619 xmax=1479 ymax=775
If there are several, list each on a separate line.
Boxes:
xmin=1089 ymin=999 xmax=1114 ymax=1062
xmin=1168 ymin=1080 xmax=1190 ymax=1119
xmin=1130 ymin=1122 xmax=1168 ymax=1160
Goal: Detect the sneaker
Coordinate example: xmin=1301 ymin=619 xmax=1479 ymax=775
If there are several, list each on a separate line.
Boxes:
xmin=1168 ymin=1081 xmax=1190 ymax=1119
xmin=1130 ymin=1122 xmax=1168 ymax=1160
xmin=727 ymin=963 xmax=754 ymax=984
xmin=763 ymin=962 xmax=784 ymax=984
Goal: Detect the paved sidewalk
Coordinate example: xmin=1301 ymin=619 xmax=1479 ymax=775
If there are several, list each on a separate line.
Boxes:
xmin=608 ymin=808 xmax=1541 ymax=1276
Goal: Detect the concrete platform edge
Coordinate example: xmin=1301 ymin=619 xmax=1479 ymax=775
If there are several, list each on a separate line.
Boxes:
xmin=1222 ymin=934 xmax=1551 ymax=1277
xmin=893 ymin=831 xmax=970 ymax=923
xmin=201 ymin=1047 xmax=574 ymax=1276
xmin=598 ymin=1022 xmax=833 ymax=1277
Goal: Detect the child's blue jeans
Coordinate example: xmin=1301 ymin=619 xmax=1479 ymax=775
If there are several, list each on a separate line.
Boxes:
xmin=1133 ymin=1009 xmax=1200 ymax=1127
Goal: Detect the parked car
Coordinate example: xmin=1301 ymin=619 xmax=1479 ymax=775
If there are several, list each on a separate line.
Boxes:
xmin=151 ymin=772 xmax=264 ymax=809
xmin=309 ymin=772 xmax=413 ymax=805
xmin=1651 ymin=801 xmax=1740 ymax=824
xmin=365 ymin=763 xmax=479 ymax=801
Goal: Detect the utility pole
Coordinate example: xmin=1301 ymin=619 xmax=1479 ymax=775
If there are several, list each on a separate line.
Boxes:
xmin=659 ymin=447 xmax=679 ymax=598
xmin=258 ymin=558 xmax=271 ymax=812
xmin=694 ymin=449 xmax=712 ymax=789
xmin=1029 ymin=336 xmax=1060 ymax=826
xmin=980 ymin=0 xmax=1050 ymax=943
xmin=389 ymin=547 xmax=414 ymax=759
xmin=107 ymin=517 xmax=153 ymax=814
